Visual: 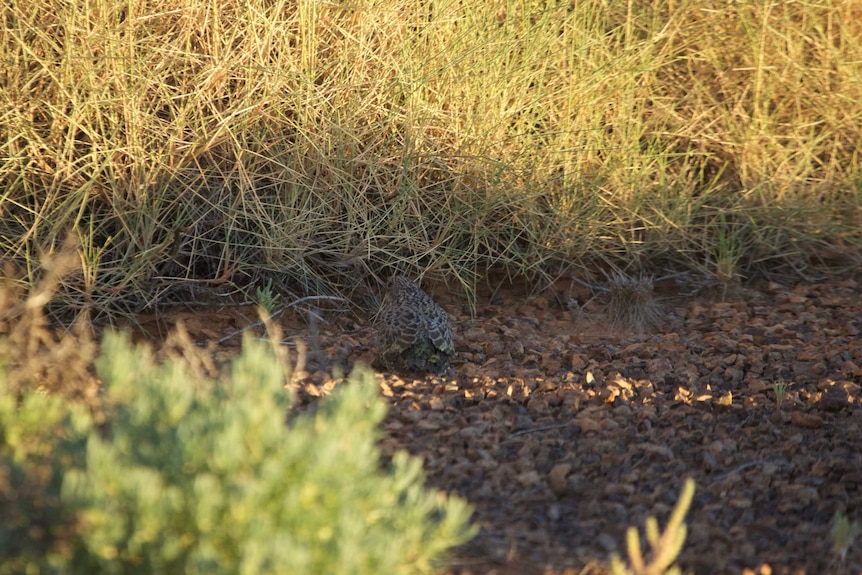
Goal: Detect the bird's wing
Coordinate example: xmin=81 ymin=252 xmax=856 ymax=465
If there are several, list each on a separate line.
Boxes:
xmin=426 ymin=308 xmax=454 ymax=354
xmin=377 ymin=305 xmax=422 ymax=352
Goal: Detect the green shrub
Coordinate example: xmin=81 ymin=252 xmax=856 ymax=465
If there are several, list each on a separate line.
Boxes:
xmin=0 ymin=386 xmax=92 ymax=574
xmin=0 ymin=332 xmax=475 ymax=575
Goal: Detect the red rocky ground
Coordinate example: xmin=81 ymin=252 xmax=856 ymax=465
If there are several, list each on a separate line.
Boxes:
xmin=134 ymin=276 xmax=862 ymax=575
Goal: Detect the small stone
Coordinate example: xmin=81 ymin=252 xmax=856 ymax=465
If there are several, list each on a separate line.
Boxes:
xmin=548 ymin=463 xmax=572 ymax=495
xmin=790 ymin=412 xmax=823 ymax=429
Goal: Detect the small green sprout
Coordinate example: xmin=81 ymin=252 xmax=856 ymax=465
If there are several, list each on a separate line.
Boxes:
xmin=831 ymin=511 xmax=861 ymax=564
xmin=772 ymin=380 xmax=788 ymax=410
xmin=255 ymin=278 xmax=281 ymax=313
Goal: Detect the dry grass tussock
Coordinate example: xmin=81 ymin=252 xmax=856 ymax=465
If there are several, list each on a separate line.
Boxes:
xmin=0 ymin=237 xmax=264 ymax=407
xmin=1 ymin=0 xmax=861 ymax=319
xmin=0 ymin=239 xmax=99 ymax=402
xmin=605 ymin=273 xmax=663 ymax=334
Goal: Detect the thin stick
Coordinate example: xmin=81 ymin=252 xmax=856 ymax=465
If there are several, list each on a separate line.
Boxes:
xmin=215 ymin=295 xmax=345 ymax=344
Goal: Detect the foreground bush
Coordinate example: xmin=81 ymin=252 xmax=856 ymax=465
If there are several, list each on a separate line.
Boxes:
xmin=0 ymin=332 xmax=475 ymax=574
xmin=0 ymin=379 xmax=90 ymax=575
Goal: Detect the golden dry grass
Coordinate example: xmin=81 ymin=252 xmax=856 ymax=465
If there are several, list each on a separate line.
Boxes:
xmin=1 ymin=0 xmax=860 ymax=318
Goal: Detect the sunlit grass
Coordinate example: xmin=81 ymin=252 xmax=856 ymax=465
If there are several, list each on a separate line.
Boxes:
xmin=2 ymin=0 xmax=860 ymax=320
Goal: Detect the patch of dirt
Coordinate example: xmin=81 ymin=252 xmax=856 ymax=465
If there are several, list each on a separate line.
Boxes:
xmin=135 ymin=276 xmax=862 ymax=574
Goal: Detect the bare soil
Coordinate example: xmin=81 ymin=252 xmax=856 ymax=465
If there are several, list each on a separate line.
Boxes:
xmin=131 ymin=276 xmax=862 ymax=575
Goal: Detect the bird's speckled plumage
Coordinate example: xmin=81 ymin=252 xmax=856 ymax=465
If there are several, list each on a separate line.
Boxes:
xmin=374 ymin=276 xmax=454 ymax=375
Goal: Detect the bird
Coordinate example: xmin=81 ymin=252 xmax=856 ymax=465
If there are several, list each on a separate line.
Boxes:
xmin=374 ymin=276 xmax=455 ymax=375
